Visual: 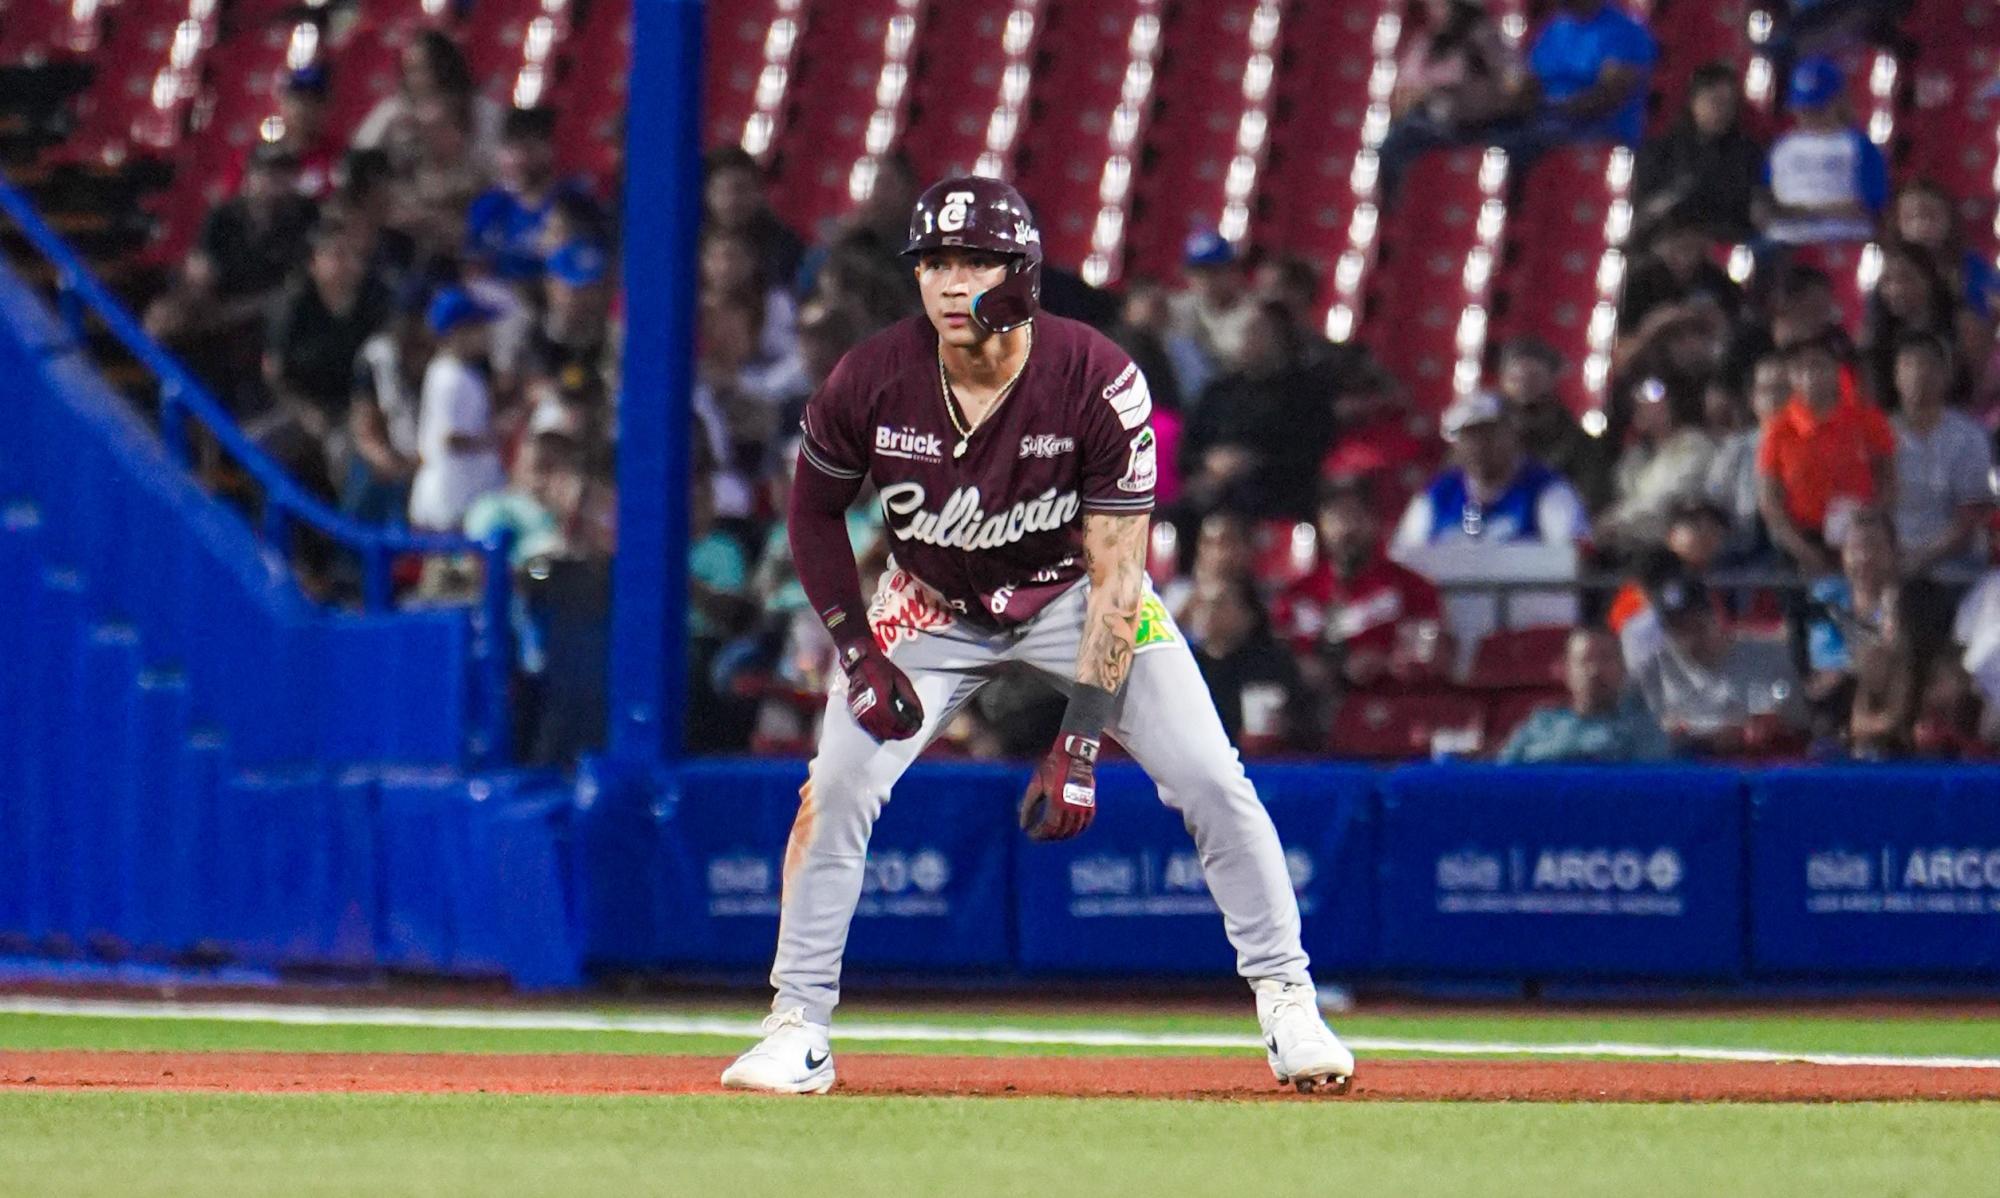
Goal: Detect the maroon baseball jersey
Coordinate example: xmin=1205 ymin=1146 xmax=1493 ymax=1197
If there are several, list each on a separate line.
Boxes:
xmin=800 ymin=314 xmax=1155 ymax=629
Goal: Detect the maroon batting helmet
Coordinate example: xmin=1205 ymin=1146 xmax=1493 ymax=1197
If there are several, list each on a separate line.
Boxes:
xmin=903 ymin=176 xmax=1043 ymax=334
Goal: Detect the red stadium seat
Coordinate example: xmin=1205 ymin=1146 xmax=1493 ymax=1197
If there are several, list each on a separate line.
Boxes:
xmin=1328 ymin=687 xmax=1486 ymax=760
xmin=1362 ymin=147 xmax=1488 ymax=415
xmin=1496 ymin=143 xmax=1622 ymax=415
xmin=1465 ymin=625 xmax=1573 ymax=690
xmin=551 ymin=0 xmax=630 ymax=186
xmin=900 ymin=3 xmax=1019 ymax=181
xmin=0 ymin=0 xmax=104 ymax=66
xmin=52 ymin=0 xmax=219 ymax=167
xmin=1251 ymin=518 xmax=1319 ymax=590
xmin=1252 ymin=0 xmax=1381 ymax=261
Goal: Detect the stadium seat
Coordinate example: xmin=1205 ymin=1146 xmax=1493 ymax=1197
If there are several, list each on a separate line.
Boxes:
xmin=1122 ymin=0 xmax=1271 ymax=280
xmin=1496 ymin=143 xmax=1624 ymax=415
xmin=1252 ymin=0 xmax=1380 ymax=263
xmin=1465 ymin=625 xmax=1573 ymax=690
xmin=1363 ymin=146 xmax=1490 ymax=416
xmin=530 ymin=0 xmax=628 ymax=186
xmin=764 ymin=0 xmax=913 ymax=239
xmin=1328 ymin=687 xmax=1485 ymax=760
xmin=320 ymin=21 xmax=406 ymax=147
xmin=0 ymin=0 xmax=104 ymax=66
xmin=703 ymin=0 xmax=799 ymax=151
xmin=1012 ymin=0 xmax=1154 ymax=272
xmin=1645 ymin=0 xmax=1754 ymax=134
xmin=52 ymin=0 xmax=219 ymax=167
xmin=900 ymin=2 xmax=1021 ymax=181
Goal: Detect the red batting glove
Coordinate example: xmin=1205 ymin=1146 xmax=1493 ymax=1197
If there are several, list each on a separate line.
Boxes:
xmin=1020 ymin=732 xmax=1100 ymax=842
xmin=837 ymin=639 xmax=924 ymax=742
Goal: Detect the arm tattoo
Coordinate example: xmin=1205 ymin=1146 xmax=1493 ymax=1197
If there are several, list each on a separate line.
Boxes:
xmin=1076 ymin=513 xmax=1148 ymax=694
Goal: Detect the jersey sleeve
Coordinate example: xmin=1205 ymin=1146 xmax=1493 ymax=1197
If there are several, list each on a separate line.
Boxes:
xmin=1079 ymin=345 xmax=1157 ymax=514
xmin=797 ymin=349 xmax=872 ymax=481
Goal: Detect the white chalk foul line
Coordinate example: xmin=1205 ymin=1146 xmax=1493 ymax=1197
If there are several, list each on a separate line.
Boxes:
xmin=1 ymin=996 xmax=1998 ymax=1071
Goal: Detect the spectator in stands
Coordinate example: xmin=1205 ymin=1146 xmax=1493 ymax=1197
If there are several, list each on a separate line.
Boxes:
xmin=776 ymin=299 xmax=864 ymax=425
xmin=143 ymin=144 xmax=320 ymax=411
xmin=702 ymin=145 xmax=805 ymax=292
xmin=1889 ymin=179 xmax=2000 ymax=324
xmin=260 ymin=222 xmax=394 ymax=493
xmin=1618 ymin=208 xmax=1745 ymax=334
xmin=1597 ymin=370 xmax=1720 ymax=553
xmin=1273 ymin=475 xmax=1449 ymax=702
xmin=1633 ymin=567 xmax=1808 ymax=754
xmin=1758 ymin=331 xmax=1896 ymax=578
xmin=1706 ymin=355 xmax=1789 ymax=560
xmin=701 ymin=229 xmax=798 ymax=368
xmin=1497 ymin=626 xmax=1672 ymax=763
xmin=1757 ymin=56 xmax=1887 ymax=248
xmin=344 ymin=285 xmax=430 ymax=525
xmin=1890 ymin=333 xmax=1994 ymax=580
xmin=334 ymin=148 xmax=418 ymax=293
xmin=353 ymin=29 xmax=504 ymax=179
xmin=225 ymin=66 xmax=341 ymax=202
xmin=1863 ymin=244 xmax=1974 ymax=407
xmin=1522 ymin=0 xmax=1658 ymax=146
xmin=1613 ymin=501 xmax=1733 ymax=672
xmin=526 ymin=240 xmax=617 ymax=387
xmin=467 ymin=107 xmax=593 ymax=281
xmin=691 ymin=292 xmax=778 ymax=519
xmin=794 ymin=151 xmax=920 ymax=298
xmin=1393 ymin=390 xmax=1592 ymax=550
xmin=1493 ymin=336 xmax=1613 ymax=512
xmin=1168 ymin=229 xmax=1255 ymax=398
xmin=811 ymin=237 xmax=918 ymax=332
xmin=1952 ymin=570 xmax=2000 ymax=744
xmin=463 ymin=429 xmax=587 ymax=569
xmin=1178 ymin=300 xmax=1326 ymax=517
xmin=1183 ymin=574 xmax=1307 ymax=754
xmin=394 ymin=95 xmax=490 ymax=263
xmin=1805 ymin=506 xmax=1913 ymax=750
xmin=687 ymin=450 xmax=754 ymax=752
xmin=409 ymin=288 xmax=507 ymax=532
xmin=1165 ymin=508 xmax=1258 ymax=621
xmin=1376 ymin=0 xmax=1521 ymax=202
xmin=1380 ymin=0 xmax=1654 ymax=200
xmin=524 ymin=362 xmax=609 ymax=452
xmin=1612 ymin=296 xmax=1730 ymax=451
xmin=1632 ymin=61 xmax=1766 ymax=244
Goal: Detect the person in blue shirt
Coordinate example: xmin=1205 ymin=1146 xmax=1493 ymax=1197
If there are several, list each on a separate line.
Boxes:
xmin=465 ymin=106 xmax=598 ymax=280
xmin=1498 ymin=626 xmax=1674 ymax=763
xmin=1379 ymin=0 xmax=1657 ymax=202
xmin=1758 ymin=56 xmax=1888 ymax=246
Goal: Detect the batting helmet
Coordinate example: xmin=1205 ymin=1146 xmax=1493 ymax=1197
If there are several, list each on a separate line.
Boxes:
xmin=903 ymin=176 xmax=1042 ymax=334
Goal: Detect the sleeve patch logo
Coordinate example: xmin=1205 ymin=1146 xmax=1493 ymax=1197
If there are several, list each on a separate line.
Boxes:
xmin=1133 ymin=594 xmax=1178 ymax=650
xmin=1117 ymin=427 xmax=1157 ymax=493
xmin=1105 ymin=365 xmax=1153 ymax=430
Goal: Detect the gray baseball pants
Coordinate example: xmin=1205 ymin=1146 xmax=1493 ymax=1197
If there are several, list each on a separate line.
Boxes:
xmin=768 ymin=572 xmax=1311 ymax=1026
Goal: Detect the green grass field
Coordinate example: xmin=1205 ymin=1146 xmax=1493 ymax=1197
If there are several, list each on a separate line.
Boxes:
xmin=3 ymin=1001 xmax=1999 ymax=1196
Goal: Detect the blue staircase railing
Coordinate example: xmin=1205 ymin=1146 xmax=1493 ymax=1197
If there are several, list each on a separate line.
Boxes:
xmin=0 ymin=179 xmax=514 ymax=764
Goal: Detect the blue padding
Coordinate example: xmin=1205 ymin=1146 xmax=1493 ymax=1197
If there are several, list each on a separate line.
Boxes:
xmin=76 ymin=627 xmax=144 ymax=948
xmin=461 ymin=786 xmax=581 ymax=988
xmin=1015 ymin=763 xmax=1377 ymax=976
xmin=129 ymin=673 xmax=190 ymax=954
xmin=375 ymin=771 xmax=472 ymax=973
xmin=1377 ymin=766 xmax=1746 ymax=978
xmin=38 ymin=572 xmax=88 ymax=946
xmin=656 ymin=760 xmax=1018 ymax=971
xmin=0 ymin=513 xmax=39 ymax=939
xmin=1750 ymin=767 xmax=2000 ymax=977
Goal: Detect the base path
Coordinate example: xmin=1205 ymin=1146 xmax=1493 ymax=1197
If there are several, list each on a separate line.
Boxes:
xmin=6 ymin=1051 xmax=2000 ymax=1102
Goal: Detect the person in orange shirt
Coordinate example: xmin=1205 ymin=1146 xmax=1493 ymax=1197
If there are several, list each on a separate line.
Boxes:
xmin=1756 ymin=332 xmax=1897 ymax=578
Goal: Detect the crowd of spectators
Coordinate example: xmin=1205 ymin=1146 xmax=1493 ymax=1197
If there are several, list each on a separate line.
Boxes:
xmin=142 ymin=3 xmax=2000 ymax=768
xmin=138 ymin=35 xmax=620 ymax=760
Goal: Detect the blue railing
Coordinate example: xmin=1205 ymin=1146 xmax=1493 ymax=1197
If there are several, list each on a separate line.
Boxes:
xmin=0 ymin=180 xmax=514 ymax=763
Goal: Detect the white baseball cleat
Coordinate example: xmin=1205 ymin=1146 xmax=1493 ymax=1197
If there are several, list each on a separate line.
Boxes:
xmin=720 ymin=1008 xmax=836 ymax=1094
xmin=1254 ymin=979 xmax=1356 ymax=1095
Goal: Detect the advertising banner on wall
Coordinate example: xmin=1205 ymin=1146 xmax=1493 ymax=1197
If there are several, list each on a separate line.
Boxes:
xmin=1750 ymin=768 xmax=2000 ymax=976
xmin=1377 ymin=766 xmax=1744 ymax=977
xmin=1014 ymin=763 xmax=1376 ymax=975
xmin=657 ymin=760 xmax=1018 ymax=970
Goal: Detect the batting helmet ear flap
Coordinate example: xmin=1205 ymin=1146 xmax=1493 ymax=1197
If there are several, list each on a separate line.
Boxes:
xmin=970 ymin=258 xmax=1040 ymax=334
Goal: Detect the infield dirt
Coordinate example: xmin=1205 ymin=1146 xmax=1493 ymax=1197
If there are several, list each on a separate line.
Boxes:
xmin=7 ymin=1050 xmax=2000 ymax=1102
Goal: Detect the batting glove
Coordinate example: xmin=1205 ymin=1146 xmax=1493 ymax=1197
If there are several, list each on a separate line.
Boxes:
xmin=1020 ymin=683 xmax=1116 ymax=842
xmin=837 ymin=639 xmax=924 ymax=742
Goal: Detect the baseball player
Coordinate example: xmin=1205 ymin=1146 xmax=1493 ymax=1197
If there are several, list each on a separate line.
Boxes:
xmin=720 ymin=177 xmax=1354 ymax=1095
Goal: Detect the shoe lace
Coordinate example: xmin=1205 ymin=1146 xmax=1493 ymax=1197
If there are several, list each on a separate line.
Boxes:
xmin=1261 ymin=982 xmax=1320 ymax=1029
xmin=760 ymin=1007 xmax=810 ymax=1035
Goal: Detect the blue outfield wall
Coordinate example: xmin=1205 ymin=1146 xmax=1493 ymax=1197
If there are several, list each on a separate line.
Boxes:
xmin=570 ymin=759 xmax=2000 ymax=987
xmin=10 ymin=756 xmax=2000 ymax=988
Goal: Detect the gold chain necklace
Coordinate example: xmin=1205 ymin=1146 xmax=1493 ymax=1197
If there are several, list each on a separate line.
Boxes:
xmin=938 ymin=325 xmax=1033 ymax=459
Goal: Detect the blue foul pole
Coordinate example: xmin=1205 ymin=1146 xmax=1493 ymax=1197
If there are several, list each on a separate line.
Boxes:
xmin=610 ymin=0 xmax=705 ymax=765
